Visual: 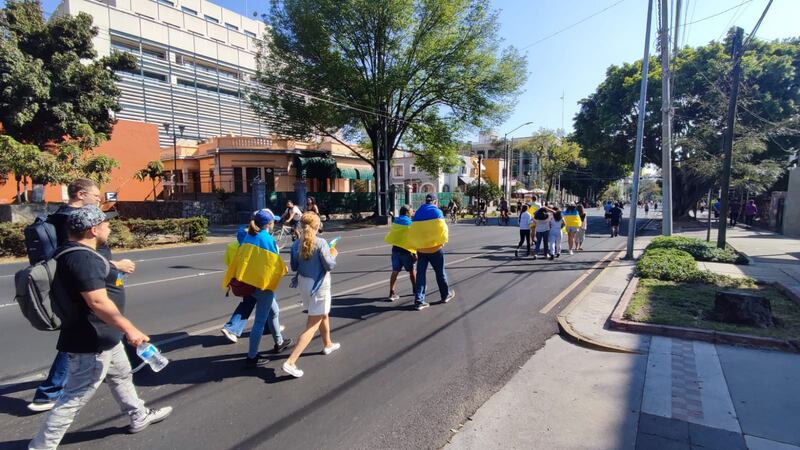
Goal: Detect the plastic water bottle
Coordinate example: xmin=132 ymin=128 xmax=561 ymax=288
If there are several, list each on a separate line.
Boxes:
xmin=136 ymin=343 xmax=169 ymax=372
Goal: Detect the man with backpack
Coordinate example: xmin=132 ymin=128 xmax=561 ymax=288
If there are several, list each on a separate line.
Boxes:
xmin=24 ymin=179 xmax=135 ymax=413
xmin=29 ymin=205 xmax=171 ymax=450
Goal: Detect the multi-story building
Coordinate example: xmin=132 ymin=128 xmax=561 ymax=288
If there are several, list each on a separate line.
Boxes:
xmin=390 ymin=152 xmax=486 ymax=194
xmin=54 ymin=0 xmax=269 ymax=147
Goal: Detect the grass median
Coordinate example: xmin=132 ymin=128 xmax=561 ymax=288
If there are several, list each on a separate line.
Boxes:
xmin=625 ymin=278 xmax=800 ymax=341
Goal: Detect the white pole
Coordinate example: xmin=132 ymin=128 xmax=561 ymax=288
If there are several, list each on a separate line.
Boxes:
xmin=626 ymin=0 xmax=654 ymax=260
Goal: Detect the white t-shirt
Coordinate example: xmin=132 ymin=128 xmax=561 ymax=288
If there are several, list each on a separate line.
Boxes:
xmin=286 ymin=206 xmax=302 ymax=221
xmin=519 ymin=211 xmax=532 ymax=230
xmin=535 ymin=216 xmax=551 ymax=232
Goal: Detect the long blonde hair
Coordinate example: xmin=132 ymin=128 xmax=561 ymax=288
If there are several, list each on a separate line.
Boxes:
xmin=300 ymin=212 xmax=321 ymax=260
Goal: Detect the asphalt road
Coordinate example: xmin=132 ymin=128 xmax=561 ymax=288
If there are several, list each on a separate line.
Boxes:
xmin=0 ymin=208 xmax=651 ymax=450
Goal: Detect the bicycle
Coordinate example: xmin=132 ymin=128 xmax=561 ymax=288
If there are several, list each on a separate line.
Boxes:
xmin=475 ymin=211 xmax=488 ymax=226
xmin=271 ymin=224 xmax=295 ymax=251
xmin=448 ymin=208 xmax=459 ymax=224
xmin=498 ymin=210 xmax=510 ymax=226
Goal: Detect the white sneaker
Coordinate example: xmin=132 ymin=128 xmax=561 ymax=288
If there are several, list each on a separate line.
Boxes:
xmin=27 ymin=401 xmax=55 ymax=413
xmin=388 ymin=293 xmax=400 ymax=302
xmin=282 ymin=362 xmax=304 ymax=378
xmin=323 ymin=343 xmax=341 ymax=355
xmin=569 ymin=250 xmax=574 ymax=255
xmin=220 ymin=327 xmax=238 ymax=343
xmin=129 ymin=407 xmax=172 ymax=434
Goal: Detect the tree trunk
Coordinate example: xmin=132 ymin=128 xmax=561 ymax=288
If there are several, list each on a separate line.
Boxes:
xmin=15 ymin=175 xmax=22 ymax=204
xmin=151 ymin=179 xmax=156 ymax=201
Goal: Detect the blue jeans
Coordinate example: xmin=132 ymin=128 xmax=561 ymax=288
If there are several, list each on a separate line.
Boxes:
xmin=32 ymin=351 xmax=69 ymax=403
xmin=415 ymin=250 xmax=450 ymax=304
xmin=223 ymin=296 xmax=257 ymax=337
xmin=535 ymin=231 xmax=550 ymax=255
xmin=248 ymin=290 xmax=283 ymax=359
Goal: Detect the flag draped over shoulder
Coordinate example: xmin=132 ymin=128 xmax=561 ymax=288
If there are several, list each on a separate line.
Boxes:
xmin=222 ymin=230 xmax=287 ymax=292
xmin=408 ymin=204 xmax=448 ymax=250
xmin=223 ymin=226 xmax=248 ymax=266
xmin=563 ymin=210 xmax=582 ymax=228
xmin=384 ymin=215 xmax=416 ymax=253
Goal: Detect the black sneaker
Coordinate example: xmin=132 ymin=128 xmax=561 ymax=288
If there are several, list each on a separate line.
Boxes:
xmin=245 ymin=356 xmax=266 ymax=369
xmin=532 ymin=254 xmax=537 ymax=260
xmin=273 ymin=338 xmax=293 ymax=353
xmin=514 ymin=248 xmax=519 ymax=258
xmin=415 ymin=302 xmax=430 ymax=311
xmin=549 ymin=254 xmax=554 ymax=261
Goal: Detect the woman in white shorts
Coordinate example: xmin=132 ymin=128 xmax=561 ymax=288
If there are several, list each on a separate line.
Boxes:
xmin=283 ymin=212 xmax=339 ymax=378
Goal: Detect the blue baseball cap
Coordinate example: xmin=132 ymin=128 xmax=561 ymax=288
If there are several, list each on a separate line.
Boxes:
xmin=253 ymin=208 xmax=280 ymax=227
xmin=68 ymin=205 xmax=118 ymax=233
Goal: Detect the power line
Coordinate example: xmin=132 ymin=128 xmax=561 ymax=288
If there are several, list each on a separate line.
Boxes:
xmin=519 ymin=0 xmax=627 ymax=51
xmin=679 ymin=0 xmax=754 ymax=29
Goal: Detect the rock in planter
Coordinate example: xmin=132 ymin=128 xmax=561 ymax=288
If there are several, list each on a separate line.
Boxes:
xmin=712 ymin=291 xmax=774 ymax=328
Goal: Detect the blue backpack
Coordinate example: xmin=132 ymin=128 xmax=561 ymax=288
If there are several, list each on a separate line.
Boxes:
xmin=24 ymin=216 xmax=58 ymax=265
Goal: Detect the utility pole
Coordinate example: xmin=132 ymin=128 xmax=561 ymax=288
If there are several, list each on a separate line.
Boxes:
xmin=659 ymin=0 xmax=673 ymax=236
xmin=673 ymin=0 xmax=682 ymax=54
xmin=625 ymin=0 xmax=654 ymax=260
xmin=717 ymin=27 xmax=744 ymax=249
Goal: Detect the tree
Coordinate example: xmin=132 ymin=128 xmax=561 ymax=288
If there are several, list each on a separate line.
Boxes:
xmin=573 ymin=33 xmax=799 ymax=218
xmin=251 ymin=0 xmax=526 ymax=216
xmin=134 ymin=160 xmax=166 ymax=201
xmin=466 ymin=178 xmax=501 ymax=204
xmin=0 ymin=135 xmax=43 ymax=202
xmin=0 ymin=0 xmax=137 ymax=149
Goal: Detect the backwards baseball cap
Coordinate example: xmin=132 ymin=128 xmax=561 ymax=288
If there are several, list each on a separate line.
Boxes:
xmin=425 ymin=194 xmax=436 ymax=203
xmin=253 ymin=208 xmax=280 ymax=227
xmin=68 ymin=205 xmax=118 ymax=233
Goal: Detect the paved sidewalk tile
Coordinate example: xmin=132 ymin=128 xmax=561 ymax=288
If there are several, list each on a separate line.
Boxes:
xmin=745 ymin=436 xmax=800 ymax=450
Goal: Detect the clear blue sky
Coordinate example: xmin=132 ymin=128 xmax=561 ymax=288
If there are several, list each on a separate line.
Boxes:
xmin=10 ymin=0 xmax=800 ymax=141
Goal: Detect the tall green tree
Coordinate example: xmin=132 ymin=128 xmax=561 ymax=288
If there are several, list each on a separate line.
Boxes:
xmin=251 ymin=0 xmax=526 ymax=216
xmin=572 ymin=33 xmax=799 ymax=217
xmin=0 ymin=0 xmax=137 ymax=148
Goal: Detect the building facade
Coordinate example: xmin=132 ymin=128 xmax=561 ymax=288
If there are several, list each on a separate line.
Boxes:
xmin=54 ymin=0 xmax=269 ymax=147
xmin=390 ymin=152 xmax=487 ymax=194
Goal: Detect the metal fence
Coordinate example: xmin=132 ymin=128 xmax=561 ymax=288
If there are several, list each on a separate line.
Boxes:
xmin=407 ymin=192 xmax=466 ymax=209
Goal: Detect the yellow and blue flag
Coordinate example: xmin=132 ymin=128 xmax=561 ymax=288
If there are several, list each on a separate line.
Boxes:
xmin=563 ymin=210 xmax=582 ymax=228
xmin=222 ymin=230 xmax=287 ymax=292
xmin=384 ymin=215 xmax=416 ymax=254
xmin=408 ymin=204 xmax=448 ymax=250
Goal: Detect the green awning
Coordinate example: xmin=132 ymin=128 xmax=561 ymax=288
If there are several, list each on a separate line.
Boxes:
xmin=337 ymin=167 xmax=359 ymax=180
xmin=297 ymin=156 xmax=337 ymax=179
xmin=356 ymin=167 xmax=375 ymax=180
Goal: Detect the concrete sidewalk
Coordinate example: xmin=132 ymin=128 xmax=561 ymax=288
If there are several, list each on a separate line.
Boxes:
xmin=447 ymin=230 xmax=800 ymax=450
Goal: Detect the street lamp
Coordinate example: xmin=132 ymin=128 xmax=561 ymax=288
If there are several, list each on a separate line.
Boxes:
xmin=503 ymin=121 xmax=533 ymax=201
xmin=163 ymin=123 xmax=185 ymax=199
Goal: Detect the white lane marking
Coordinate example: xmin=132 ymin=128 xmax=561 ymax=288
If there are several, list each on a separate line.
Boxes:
xmin=133 ymin=250 xmax=224 ymax=263
xmin=538 ymin=249 xmax=618 ymax=314
xmin=0 ymin=302 xmax=18 ymax=308
xmin=125 ymin=271 xmax=224 ymax=288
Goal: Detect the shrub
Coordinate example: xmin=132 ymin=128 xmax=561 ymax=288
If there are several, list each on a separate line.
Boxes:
xmin=646 ymin=236 xmax=744 ymax=264
xmin=107 ymin=219 xmax=134 ymax=249
xmin=177 ymin=217 xmax=208 ymax=242
xmin=0 ymin=222 xmax=27 ymax=257
xmin=636 ymin=248 xmax=698 ymax=281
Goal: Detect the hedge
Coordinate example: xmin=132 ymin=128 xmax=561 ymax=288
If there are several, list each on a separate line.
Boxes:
xmin=646 ymin=236 xmax=747 ymax=264
xmin=636 ymin=248 xmax=698 ymax=281
xmin=0 ymin=217 xmax=208 ymax=257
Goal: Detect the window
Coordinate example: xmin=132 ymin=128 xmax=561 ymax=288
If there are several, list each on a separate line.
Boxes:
xmin=204 ymin=14 xmax=219 ymax=23
xmin=157 ymin=0 xmax=174 ymax=6
xmin=224 ymin=22 xmax=239 ymax=31
xmin=410 ymin=165 xmax=418 ymax=174
xmin=244 ymin=30 xmax=257 ymax=38
xmin=392 ymin=165 xmax=404 ymax=177
xmin=181 ymin=6 xmax=197 ymax=15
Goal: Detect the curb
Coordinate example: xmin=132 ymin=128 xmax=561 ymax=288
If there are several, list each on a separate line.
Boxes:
xmin=554 ymin=219 xmax=656 ymax=354
xmin=609 ymin=276 xmax=800 ymax=353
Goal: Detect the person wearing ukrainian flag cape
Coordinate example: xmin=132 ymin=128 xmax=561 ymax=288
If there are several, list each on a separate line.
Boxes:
xmin=384 ymin=205 xmax=417 ymax=302
xmin=408 ymin=194 xmax=454 ymax=310
xmin=222 ymin=209 xmax=292 ymax=368
xmin=563 ymin=203 xmax=582 ymax=255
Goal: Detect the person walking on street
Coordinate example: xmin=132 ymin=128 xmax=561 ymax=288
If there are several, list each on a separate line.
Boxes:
xmin=408 ymin=194 xmax=454 ymax=310
xmin=609 ymin=202 xmax=623 ymax=237
xmin=29 ymin=206 xmax=171 ymax=449
xmin=549 ymin=208 xmax=565 ymax=259
xmin=222 ymin=209 xmax=291 ymax=368
xmin=729 ymin=199 xmax=741 ymax=227
xmin=533 ymin=206 xmax=551 ymax=259
xmin=744 ymin=200 xmax=758 ymax=228
xmin=28 ymin=179 xmax=136 ymax=413
xmin=563 ymin=204 xmax=582 ymax=255
xmin=219 ymin=218 xmax=284 ymax=344
xmin=283 ymin=213 xmax=339 ymax=378
xmin=515 ymin=204 xmax=532 ymax=258
xmin=385 ymin=205 xmax=417 ymax=302
xmin=644 ymin=202 xmax=650 ymax=214
xmin=576 ymin=204 xmax=588 ymax=251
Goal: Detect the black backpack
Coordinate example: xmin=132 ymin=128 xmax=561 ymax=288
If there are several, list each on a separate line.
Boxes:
xmin=24 ymin=216 xmax=58 ymax=265
xmin=14 ymin=246 xmax=110 ymax=331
